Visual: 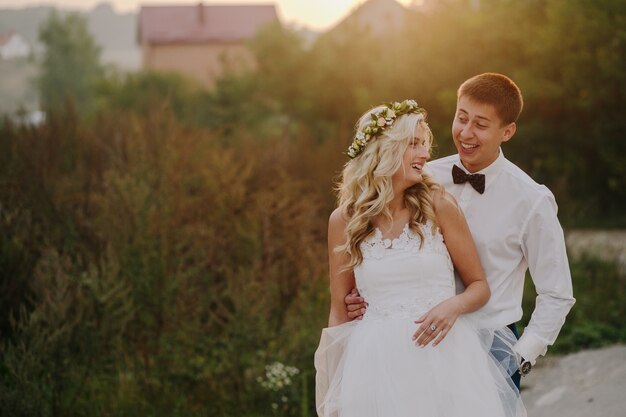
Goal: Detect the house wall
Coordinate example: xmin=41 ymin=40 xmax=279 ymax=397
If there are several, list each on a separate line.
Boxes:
xmin=0 ymin=35 xmax=31 ymax=60
xmin=142 ymin=42 xmax=257 ymax=89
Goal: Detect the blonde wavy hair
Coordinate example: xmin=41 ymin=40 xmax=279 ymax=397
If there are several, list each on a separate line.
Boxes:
xmin=336 ymin=104 xmax=443 ymax=269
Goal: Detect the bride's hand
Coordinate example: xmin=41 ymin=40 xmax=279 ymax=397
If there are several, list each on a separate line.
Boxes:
xmin=412 ymin=297 xmax=463 ymax=347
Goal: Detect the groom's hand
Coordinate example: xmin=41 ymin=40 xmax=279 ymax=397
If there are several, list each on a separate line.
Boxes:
xmin=345 ymin=288 xmax=367 ymax=320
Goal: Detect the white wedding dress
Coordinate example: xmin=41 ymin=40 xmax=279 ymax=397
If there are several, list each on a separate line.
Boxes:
xmin=314 ymin=221 xmax=526 ymax=417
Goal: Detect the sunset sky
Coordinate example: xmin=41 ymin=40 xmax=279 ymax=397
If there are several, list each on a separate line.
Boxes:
xmin=0 ymin=0 xmax=417 ymax=30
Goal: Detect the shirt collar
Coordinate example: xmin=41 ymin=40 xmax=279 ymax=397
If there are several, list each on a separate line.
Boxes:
xmin=455 ymin=148 xmax=506 ymax=192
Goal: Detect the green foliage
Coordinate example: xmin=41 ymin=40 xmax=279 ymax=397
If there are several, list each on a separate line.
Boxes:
xmin=0 ymin=250 xmax=132 ymax=417
xmin=37 ymin=11 xmax=103 ymax=115
xmin=94 ymin=71 xmax=207 ymax=125
xmin=1 ymin=0 xmax=625 ymax=415
xmin=521 ymin=256 xmax=626 ymax=353
xmin=0 ymin=102 xmax=331 ymax=416
xmin=247 ymin=23 xmax=308 ymax=110
xmin=511 ymin=0 xmax=626 ymax=225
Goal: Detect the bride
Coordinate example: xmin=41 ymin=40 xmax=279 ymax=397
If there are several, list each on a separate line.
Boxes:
xmin=315 ymin=100 xmax=526 ymax=416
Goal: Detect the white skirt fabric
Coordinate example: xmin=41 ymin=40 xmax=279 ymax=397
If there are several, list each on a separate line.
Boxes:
xmin=314 ymin=315 xmax=526 ymax=417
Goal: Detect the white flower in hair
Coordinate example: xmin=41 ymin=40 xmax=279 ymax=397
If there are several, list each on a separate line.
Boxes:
xmin=346 ymin=99 xmax=426 ymax=159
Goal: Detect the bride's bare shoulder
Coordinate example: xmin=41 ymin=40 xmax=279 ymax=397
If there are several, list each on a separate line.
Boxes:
xmin=329 ymin=207 xmax=349 ymax=228
xmin=431 ymin=190 xmax=463 ymax=228
xmin=329 ymin=208 xmax=350 ymax=241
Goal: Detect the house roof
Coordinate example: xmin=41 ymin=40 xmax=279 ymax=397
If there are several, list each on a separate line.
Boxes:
xmin=138 ymin=3 xmax=279 ymax=44
xmin=331 ymin=0 xmax=407 ymax=35
xmin=0 ymin=31 xmax=17 ymax=47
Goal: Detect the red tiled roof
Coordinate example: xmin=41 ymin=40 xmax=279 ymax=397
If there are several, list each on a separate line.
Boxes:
xmin=138 ymin=3 xmax=279 ymax=44
xmin=0 ymin=30 xmax=16 ymax=47
xmin=331 ymin=0 xmax=406 ymax=35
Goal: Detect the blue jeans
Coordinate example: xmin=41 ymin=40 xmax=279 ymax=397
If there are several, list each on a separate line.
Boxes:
xmin=489 ymin=323 xmax=521 ymax=391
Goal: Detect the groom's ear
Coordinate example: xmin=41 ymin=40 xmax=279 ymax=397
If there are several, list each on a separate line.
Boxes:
xmin=501 ymin=122 xmax=516 ymax=143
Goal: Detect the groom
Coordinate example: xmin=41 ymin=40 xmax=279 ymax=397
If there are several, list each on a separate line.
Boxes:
xmin=346 ymin=73 xmax=575 ymax=388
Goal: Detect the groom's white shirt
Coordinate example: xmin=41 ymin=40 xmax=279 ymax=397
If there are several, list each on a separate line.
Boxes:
xmin=427 ymin=149 xmax=575 ymax=364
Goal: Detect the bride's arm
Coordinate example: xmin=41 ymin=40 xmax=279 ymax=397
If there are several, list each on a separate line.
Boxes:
xmin=436 ymin=191 xmax=490 ymax=311
xmin=327 ymin=208 xmax=357 ymax=327
xmin=412 ymin=191 xmax=490 ymax=347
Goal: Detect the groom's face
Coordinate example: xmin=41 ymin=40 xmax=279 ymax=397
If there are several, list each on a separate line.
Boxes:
xmin=452 ymin=96 xmax=516 ymax=173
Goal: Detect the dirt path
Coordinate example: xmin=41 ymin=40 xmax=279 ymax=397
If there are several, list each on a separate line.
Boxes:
xmin=521 ymin=345 xmax=626 ymax=417
xmin=565 ymin=230 xmax=626 ymax=273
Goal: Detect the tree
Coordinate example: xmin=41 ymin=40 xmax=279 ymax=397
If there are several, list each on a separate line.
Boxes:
xmin=38 ymin=11 xmax=103 ymax=115
xmin=514 ymin=0 xmax=626 ymax=225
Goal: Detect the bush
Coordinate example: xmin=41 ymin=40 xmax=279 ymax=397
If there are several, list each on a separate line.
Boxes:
xmin=0 ymin=102 xmax=331 ymax=416
xmin=521 ymin=255 xmax=626 ymax=354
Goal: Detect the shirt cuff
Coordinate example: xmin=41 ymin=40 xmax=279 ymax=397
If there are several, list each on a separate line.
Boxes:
xmin=513 ymin=333 xmax=548 ymax=365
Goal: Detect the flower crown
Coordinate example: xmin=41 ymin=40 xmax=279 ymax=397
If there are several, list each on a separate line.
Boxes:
xmin=347 ymin=99 xmax=425 ymax=159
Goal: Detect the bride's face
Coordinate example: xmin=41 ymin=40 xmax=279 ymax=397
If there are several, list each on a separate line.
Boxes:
xmin=392 ymin=123 xmax=431 ymax=189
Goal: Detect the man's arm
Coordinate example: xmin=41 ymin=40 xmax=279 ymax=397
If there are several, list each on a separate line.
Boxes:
xmin=345 ymin=288 xmax=366 ymax=320
xmin=515 ymin=192 xmax=576 ymax=364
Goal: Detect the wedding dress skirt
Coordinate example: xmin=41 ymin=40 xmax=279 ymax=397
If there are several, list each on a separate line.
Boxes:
xmin=315 ymin=222 xmax=526 ymax=417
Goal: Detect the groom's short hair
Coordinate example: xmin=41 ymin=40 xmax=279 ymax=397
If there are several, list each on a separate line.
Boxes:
xmin=458 ymin=73 xmax=523 ymax=126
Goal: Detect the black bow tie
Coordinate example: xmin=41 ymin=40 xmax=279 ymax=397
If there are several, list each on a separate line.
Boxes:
xmin=452 ymin=164 xmax=485 ymax=194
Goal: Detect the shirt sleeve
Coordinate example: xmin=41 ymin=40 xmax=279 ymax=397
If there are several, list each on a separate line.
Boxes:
xmin=514 ymin=191 xmax=576 ymax=364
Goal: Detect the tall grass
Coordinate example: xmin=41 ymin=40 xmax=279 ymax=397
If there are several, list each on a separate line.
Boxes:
xmin=0 ymin=103 xmax=336 ymax=416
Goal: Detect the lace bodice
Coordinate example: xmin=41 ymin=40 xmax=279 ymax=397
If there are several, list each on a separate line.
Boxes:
xmin=361 ymin=222 xmax=452 ymax=261
xmin=355 ymin=220 xmax=455 ymax=321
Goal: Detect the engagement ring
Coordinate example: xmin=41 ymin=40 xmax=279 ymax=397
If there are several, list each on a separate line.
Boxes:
xmin=429 ymin=324 xmax=436 ymax=332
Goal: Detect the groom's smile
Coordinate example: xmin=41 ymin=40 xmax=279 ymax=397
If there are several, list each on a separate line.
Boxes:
xmin=452 ymin=96 xmax=516 ymax=173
